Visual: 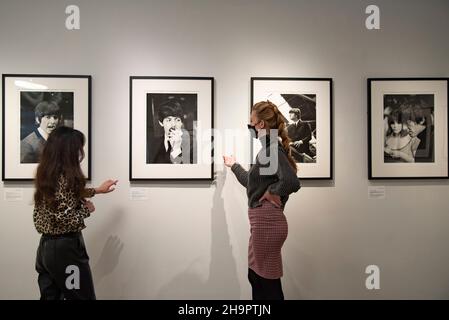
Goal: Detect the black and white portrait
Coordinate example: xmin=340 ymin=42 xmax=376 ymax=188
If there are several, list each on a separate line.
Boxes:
xmin=383 ymin=94 xmax=434 ymax=163
xmin=3 ymin=74 xmax=91 ymax=181
xmin=20 ymin=91 xmax=74 ymax=163
xmin=146 ymin=93 xmax=197 ymax=164
xmin=368 ymin=78 xmax=447 ymax=179
xmin=130 ymin=76 xmax=213 ymax=180
xmin=278 ymin=94 xmax=317 ymax=164
xmin=252 ymin=78 xmax=332 ymax=179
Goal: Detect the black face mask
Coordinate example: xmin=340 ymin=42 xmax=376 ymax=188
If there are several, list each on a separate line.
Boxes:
xmin=247 ymin=124 xmax=258 ymax=139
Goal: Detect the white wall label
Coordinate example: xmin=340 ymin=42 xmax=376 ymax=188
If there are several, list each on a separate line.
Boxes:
xmin=365 ymin=265 xmax=380 ymax=290
xmin=65 ymin=5 xmax=80 ymax=30
xmin=365 ymin=5 xmax=380 ymax=30
xmin=129 ymin=188 xmax=149 ymax=201
xmin=4 ymin=188 xmax=23 ymax=201
xmin=368 ymin=186 xmax=386 ymax=199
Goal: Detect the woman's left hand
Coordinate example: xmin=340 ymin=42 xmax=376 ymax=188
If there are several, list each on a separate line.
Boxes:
xmin=95 ymin=179 xmax=118 ymax=194
xmin=83 ymin=200 xmax=96 ymax=213
xmin=259 ymin=191 xmax=282 ymax=208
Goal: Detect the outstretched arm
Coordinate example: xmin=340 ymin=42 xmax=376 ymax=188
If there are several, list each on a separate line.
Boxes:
xmin=231 ymin=163 xmax=249 ymax=188
xmin=224 ymin=155 xmax=248 ymax=188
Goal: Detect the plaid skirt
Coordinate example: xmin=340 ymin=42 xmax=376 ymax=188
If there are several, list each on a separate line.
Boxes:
xmin=248 ymin=200 xmax=288 ymax=279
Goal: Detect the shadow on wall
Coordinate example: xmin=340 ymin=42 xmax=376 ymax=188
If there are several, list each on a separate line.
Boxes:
xmin=283 ymin=256 xmax=306 ymax=299
xmin=93 ymin=235 xmax=124 ymax=284
xmin=91 ymin=209 xmax=125 ymax=288
xmin=156 ymin=168 xmax=241 ymax=299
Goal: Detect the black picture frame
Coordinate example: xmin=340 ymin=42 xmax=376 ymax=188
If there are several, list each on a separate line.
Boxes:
xmin=2 ymin=74 xmax=92 ymax=181
xmin=251 ymin=77 xmax=333 ymax=180
xmin=129 ymin=76 xmax=214 ymax=181
xmin=368 ymin=78 xmax=449 ymax=179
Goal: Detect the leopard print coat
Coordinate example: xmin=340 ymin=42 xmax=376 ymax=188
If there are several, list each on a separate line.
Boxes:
xmin=33 ymin=175 xmax=95 ymax=235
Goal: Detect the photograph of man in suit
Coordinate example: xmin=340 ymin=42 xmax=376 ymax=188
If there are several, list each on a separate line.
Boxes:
xmin=147 ymin=99 xmax=194 ymax=164
xmin=287 ymin=107 xmax=313 ymax=163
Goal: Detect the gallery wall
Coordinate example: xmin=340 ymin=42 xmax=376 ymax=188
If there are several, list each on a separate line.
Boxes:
xmin=1 ymin=0 xmax=449 ymax=299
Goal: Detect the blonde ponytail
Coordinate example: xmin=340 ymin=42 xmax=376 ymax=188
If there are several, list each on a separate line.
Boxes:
xmin=273 ymin=107 xmax=298 ymax=174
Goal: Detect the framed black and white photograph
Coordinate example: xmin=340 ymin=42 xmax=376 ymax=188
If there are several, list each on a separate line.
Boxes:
xmin=2 ymin=74 xmax=91 ymax=181
xmin=251 ymin=77 xmax=333 ymax=179
xmin=130 ymin=76 xmax=214 ymax=180
xmin=368 ymin=78 xmax=449 ymax=179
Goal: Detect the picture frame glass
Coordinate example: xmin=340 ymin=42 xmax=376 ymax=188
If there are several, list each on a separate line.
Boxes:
xmin=369 ymin=79 xmax=448 ymax=179
xmin=251 ymin=78 xmax=332 ymax=179
xmin=130 ymin=77 xmax=213 ymax=180
xmin=2 ymin=75 xmax=91 ymax=180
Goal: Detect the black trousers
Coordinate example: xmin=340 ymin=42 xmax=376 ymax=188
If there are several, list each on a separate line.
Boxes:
xmin=35 ymin=232 xmax=96 ymax=300
xmin=248 ymin=268 xmax=284 ymax=300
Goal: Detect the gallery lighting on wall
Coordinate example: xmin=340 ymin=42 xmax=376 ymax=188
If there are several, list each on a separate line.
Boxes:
xmin=14 ymin=80 xmax=48 ymax=90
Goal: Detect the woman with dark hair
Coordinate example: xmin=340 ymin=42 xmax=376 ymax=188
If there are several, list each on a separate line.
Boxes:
xmin=34 ymin=126 xmax=118 ymax=300
xmin=384 ymin=110 xmax=420 ymax=163
xmin=223 ymin=101 xmax=301 ymax=300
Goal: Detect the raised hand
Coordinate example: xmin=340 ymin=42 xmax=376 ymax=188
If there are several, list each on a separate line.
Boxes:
xmin=95 ymin=179 xmax=118 ymax=194
xmin=223 ymin=155 xmax=236 ymax=168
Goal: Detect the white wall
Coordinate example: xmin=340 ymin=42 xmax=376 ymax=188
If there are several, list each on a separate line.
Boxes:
xmin=1 ymin=0 xmax=449 ymax=299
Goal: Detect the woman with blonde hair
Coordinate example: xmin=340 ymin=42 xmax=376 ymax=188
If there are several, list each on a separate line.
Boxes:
xmin=224 ymin=101 xmax=301 ymax=300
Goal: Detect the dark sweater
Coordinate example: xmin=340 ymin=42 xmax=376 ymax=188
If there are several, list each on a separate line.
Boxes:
xmin=231 ymin=135 xmax=301 ymax=208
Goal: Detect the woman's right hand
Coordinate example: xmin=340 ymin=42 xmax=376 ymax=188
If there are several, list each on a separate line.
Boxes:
xmin=83 ymin=200 xmax=95 ymax=213
xmin=95 ymin=179 xmax=118 ymax=194
xmin=223 ymin=155 xmax=236 ymax=168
